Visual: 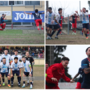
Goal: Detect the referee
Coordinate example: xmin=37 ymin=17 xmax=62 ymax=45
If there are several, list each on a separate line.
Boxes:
xmin=25 ymin=51 xmax=34 ymax=86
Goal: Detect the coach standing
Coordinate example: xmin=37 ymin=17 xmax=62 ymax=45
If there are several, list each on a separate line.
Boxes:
xmin=81 ymin=47 xmax=90 ymax=89
xmin=25 ymin=51 xmax=34 ymax=87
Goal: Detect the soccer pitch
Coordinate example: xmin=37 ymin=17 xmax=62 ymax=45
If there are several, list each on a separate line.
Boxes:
xmin=0 ymin=65 xmax=44 ymax=89
xmin=46 ymin=30 xmax=90 ymax=44
xmin=0 ymin=30 xmax=44 ymax=44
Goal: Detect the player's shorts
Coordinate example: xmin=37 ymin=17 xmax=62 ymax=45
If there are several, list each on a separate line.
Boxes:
xmin=76 ymin=82 xmax=81 ymax=89
xmin=46 ymin=24 xmax=53 ymax=29
xmin=12 ymin=70 xmax=20 ymax=76
xmin=35 ymin=19 xmax=42 ymax=26
xmin=59 ymin=23 xmax=62 ymax=27
xmin=24 ymin=72 xmax=29 ymax=76
xmin=53 ymin=24 xmax=60 ymax=30
xmin=72 ymin=23 xmax=77 ymax=28
xmin=83 ymin=23 xmax=89 ymax=29
xmin=78 ymin=77 xmax=83 ymax=83
xmin=1 ymin=72 xmax=9 ymax=77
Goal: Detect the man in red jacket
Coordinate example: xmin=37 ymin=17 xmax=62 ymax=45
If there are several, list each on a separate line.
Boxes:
xmin=46 ymin=57 xmax=73 ymax=89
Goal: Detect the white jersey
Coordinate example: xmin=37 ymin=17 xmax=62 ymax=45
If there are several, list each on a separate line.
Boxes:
xmin=0 ymin=56 xmax=2 ymax=63
xmin=56 ymin=13 xmax=62 ymax=23
xmin=0 ymin=62 xmax=9 ymax=73
xmin=46 ymin=12 xmax=55 ymax=24
xmin=1 ymin=54 xmax=11 ymax=64
xmin=11 ymin=62 xmax=22 ymax=71
xmin=22 ymin=61 xmax=31 ymax=73
xmin=80 ymin=12 xmax=89 ymax=23
xmin=11 ymin=55 xmax=22 ymax=62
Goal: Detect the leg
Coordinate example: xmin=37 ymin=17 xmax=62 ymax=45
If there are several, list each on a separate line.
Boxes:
xmin=35 ymin=20 xmax=40 ymax=30
xmin=11 ymin=72 xmax=14 ymax=87
xmin=2 ymin=74 xmax=5 ymax=86
xmin=0 ymin=74 xmax=1 ymax=86
xmin=75 ymin=82 xmax=81 ymax=89
xmin=22 ymin=73 xmax=26 ymax=88
xmin=7 ymin=73 xmax=11 ymax=87
xmin=39 ymin=19 xmax=43 ymax=30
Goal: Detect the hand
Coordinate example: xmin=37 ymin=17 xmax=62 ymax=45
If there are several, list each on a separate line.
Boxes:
xmin=51 ymin=77 xmax=58 ymax=82
xmin=29 ymin=73 xmax=32 ymax=76
xmin=51 ymin=20 xmax=54 ymax=24
xmin=75 ymin=11 xmax=78 ymax=13
xmin=70 ymin=79 xmax=74 ymax=83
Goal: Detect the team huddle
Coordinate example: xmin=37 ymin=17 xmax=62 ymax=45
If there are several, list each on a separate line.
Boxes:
xmin=46 ymin=7 xmax=90 ymax=39
xmin=0 ymin=49 xmax=34 ymax=89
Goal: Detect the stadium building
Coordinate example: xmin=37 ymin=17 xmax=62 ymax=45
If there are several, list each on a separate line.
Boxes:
xmin=0 ymin=1 xmax=44 ymax=26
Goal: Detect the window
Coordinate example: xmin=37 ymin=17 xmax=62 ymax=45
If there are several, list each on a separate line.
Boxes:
xmin=14 ymin=1 xmax=23 ymax=5
xmin=0 ymin=1 xmax=8 ymax=6
xmin=25 ymin=1 xmax=40 ymax=5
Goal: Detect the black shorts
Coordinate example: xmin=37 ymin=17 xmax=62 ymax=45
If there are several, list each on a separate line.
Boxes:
xmin=24 ymin=72 xmax=29 ymax=76
xmin=46 ymin=24 xmax=53 ymax=29
xmin=1 ymin=72 xmax=9 ymax=77
xmin=83 ymin=23 xmax=89 ymax=29
xmin=78 ymin=77 xmax=83 ymax=83
xmin=53 ymin=24 xmax=60 ymax=30
xmin=13 ymin=70 xmax=19 ymax=76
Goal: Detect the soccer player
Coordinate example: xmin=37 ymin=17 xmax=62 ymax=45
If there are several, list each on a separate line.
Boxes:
xmin=24 ymin=9 xmax=44 ymax=31
xmin=11 ymin=57 xmax=22 ymax=87
xmin=71 ymin=68 xmax=83 ymax=89
xmin=25 ymin=51 xmax=34 ymax=87
xmin=46 ymin=57 xmax=73 ymax=89
xmin=11 ymin=49 xmax=22 ymax=62
xmin=81 ymin=47 xmax=90 ymax=89
xmin=80 ymin=8 xmax=90 ymax=39
xmin=70 ymin=11 xmax=79 ymax=35
xmin=22 ymin=56 xmax=32 ymax=88
xmin=1 ymin=49 xmax=11 ymax=65
xmin=0 ymin=58 xmax=11 ymax=87
xmin=46 ymin=7 xmax=56 ymax=39
xmin=0 ymin=14 xmax=6 ymax=31
xmin=55 ymin=8 xmax=64 ymax=39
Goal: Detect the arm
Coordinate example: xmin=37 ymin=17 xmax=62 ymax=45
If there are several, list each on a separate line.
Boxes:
xmin=72 ymin=73 xmax=79 ymax=81
xmin=24 ymin=11 xmax=32 ymax=15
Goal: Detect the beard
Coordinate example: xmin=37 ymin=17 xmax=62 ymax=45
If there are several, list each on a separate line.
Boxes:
xmin=88 ymin=55 xmax=90 ymax=58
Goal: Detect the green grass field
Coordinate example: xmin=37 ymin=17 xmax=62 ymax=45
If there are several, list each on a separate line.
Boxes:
xmin=0 ymin=65 xmax=44 ymax=89
xmin=46 ymin=30 xmax=90 ymax=44
xmin=0 ymin=29 xmax=44 ymax=44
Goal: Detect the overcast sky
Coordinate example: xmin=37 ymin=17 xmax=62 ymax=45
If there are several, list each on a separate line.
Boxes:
xmin=61 ymin=45 xmax=90 ymax=78
xmin=48 ymin=0 xmax=89 ymax=17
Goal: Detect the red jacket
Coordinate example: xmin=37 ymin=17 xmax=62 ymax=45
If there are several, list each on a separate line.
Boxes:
xmin=46 ymin=63 xmax=70 ymax=85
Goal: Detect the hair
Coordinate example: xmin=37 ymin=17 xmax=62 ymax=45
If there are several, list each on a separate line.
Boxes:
xmin=48 ymin=7 xmax=52 ymax=10
xmin=26 ymin=51 xmax=29 ymax=53
xmin=61 ymin=57 xmax=69 ymax=61
xmin=4 ymin=48 xmax=8 ymax=51
xmin=58 ymin=8 xmax=62 ymax=11
xmin=86 ymin=47 xmax=90 ymax=52
xmin=83 ymin=7 xmax=86 ymax=10
xmin=86 ymin=10 xmax=88 ymax=12
xmin=22 ymin=56 xmax=25 ymax=58
xmin=35 ymin=9 xmax=38 ymax=13
xmin=14 ymin=57 xmax=18 ymax=60
xmin=14 ymin=49 xmax=18 ymax=52
xmin=2 ymin=57 xmax=6 ymax=60
xmin=2 ymin=14 xmax=4 ymax=15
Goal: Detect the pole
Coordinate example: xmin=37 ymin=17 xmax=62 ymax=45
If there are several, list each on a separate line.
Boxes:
xmin=11 ymin=3 xmax=13 ymax=29
xmin=79 ymin=1 xmax=81 ymax=21
xmin=67 ymin=15 xmax=69 ymax=34
xmin=33 ymin=5 xmax=35 ymax=30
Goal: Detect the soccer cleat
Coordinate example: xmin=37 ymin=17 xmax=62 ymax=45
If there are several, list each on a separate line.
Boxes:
xmin=8 ymin=84 xmax=11 ymax=88
xmin=55 ymin=36 xmax=58 ymax=39
xmin=41 ymin=27 xmax=43 ymax=30
xmin=0 ymin=84 xmax=1 ymax=87
xmin=47 ymin=36 xmax=51 ymax=40
xmin=30 ymin=84 xmax=33 ymax=89
xmin=18 ymin=84 xmax=21 ymax=87
xmin=3 ymin=83 xmax=5 ymax=86
xmin=86 ymin=37 xmax=88 ymax=39
xmin=22 ymin=85 xmax=25 ymax=88
xmin=38 ymin=28 xmax=40 ymax=30
xmin=11 ymin=84 xmax=13 ymax=87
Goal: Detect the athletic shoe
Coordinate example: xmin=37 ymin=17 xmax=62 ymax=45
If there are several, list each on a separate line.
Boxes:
xmin=38 ymin=28 xmax=40 ymax=30
xmin=26 ymin=83 xmax=29 ymax=87
xmin=86 ymin=37 xmax=88 ymax=39
xmin=47 ymin=36 xmax=51 ymax=40
xmin=8 ymin=84 xmax=11 ymax=88
xmin=30 ymin=84 xmax=33 ymax=89
xmin=41 ymin=27 xmax=43 ymax=30
xmin=11 ymin=84 xmax=13 ymax=87
xmin=18 ymin=84 xmax=21 ymax=87
xmin=22 ymin=85 xmax=25 ymax=88
xmin=0 ymin=84 xmax=1 ymax=87
xmin=72 ymin=32 xmax=75 ymax=35
xmin=55 ymin=36 xmax=58 ymax=39
xmin=3 ymin=83 xmax=5 ymax=86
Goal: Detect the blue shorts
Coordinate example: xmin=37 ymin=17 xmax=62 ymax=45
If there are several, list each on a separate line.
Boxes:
xmin=1 ymin=72 xmax=9 ymax=77
xmin=83 ymin=23 xmax=89 ymax=29
xmin=13 ymin=70 xmax=19 ymax=76
xmin=24 ymin=72 xmax=29 ymax=76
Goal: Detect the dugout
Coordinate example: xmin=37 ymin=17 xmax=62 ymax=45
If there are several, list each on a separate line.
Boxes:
xmin=0 ymin=1 xmax=44 ymax=26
